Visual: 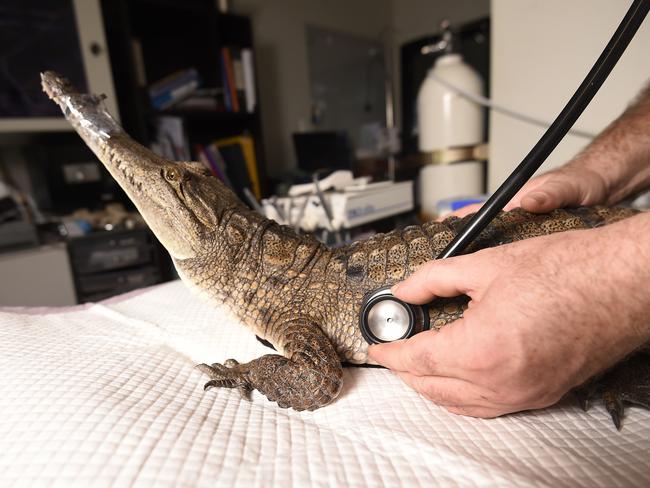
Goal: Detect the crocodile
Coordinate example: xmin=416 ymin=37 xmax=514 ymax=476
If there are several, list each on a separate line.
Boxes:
xmin=42 ymin=71 xmax=650 ymax=428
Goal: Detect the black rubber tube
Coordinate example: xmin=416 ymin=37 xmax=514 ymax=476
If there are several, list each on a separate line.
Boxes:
xmin=437 ymin=0 xmax=650 ymax=260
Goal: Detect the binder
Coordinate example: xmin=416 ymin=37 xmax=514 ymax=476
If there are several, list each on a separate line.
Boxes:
xmin=215 ymin=135 xmax=260 ymax=199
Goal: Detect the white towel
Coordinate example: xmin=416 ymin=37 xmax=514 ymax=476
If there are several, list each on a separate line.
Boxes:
xmin=0 ymin=280 xmax=648 ymax=487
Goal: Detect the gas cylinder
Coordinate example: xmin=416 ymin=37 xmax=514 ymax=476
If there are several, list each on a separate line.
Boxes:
xmin=417 ymin=24 xmax=483 ymax=151
xmin=416 ymin=21 xmax=485 ymax=220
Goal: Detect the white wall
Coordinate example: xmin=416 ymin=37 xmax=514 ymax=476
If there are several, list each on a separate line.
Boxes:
xmin=489 ymin=0 xmax=650 ymax=191
xmin=233 ymin=0 xmax=392 ymax=176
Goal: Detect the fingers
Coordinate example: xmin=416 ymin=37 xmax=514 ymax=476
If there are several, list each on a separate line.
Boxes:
xmin=374 ymin=345 xmax=534 ymax=418
xmin=392 ymin=251 xmax=498 ymax=304
xmin=443 ymin=165 xmax=603 ymax=218
xmin=444 ymin=405 xmax=505 ymax=418
xmin=505 ymin=168 xmax=602 ymax=213
xmin=368 ymin=332 xmax=443 ymax=376
xmin=395 ymin=372 xmax=510 ymax=417
xmin=391 ymin=258 xmax=468 ymax=304
xmin=518 ymin=178 xmax=583 ymax=213
xmin=368 ymin=325 xmax=468 ymax=377
xmin=397 ymin=371 xmax=483 ymax=405
xmin=503 ymin=175 xmax=550 ymax=211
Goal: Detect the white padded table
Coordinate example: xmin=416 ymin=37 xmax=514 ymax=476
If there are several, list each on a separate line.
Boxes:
xmin=1 ymin=280 xmax=648 ymax=487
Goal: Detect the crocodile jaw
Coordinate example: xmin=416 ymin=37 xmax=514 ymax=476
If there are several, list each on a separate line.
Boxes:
xmin=41 ymin=71 xmax=211 ymax=260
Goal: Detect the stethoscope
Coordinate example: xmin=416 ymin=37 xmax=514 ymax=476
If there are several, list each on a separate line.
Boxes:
xmin=359 ymin=0 xmax=649 ymax=345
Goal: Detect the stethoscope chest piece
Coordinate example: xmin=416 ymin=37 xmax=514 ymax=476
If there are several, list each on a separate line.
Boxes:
xmin=359 ymin=286 xmax=430 ymax=344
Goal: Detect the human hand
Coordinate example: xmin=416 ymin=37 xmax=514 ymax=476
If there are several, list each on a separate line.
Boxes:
xmin=504 ymin=163 xmax=611 ymax=213
xmin=368 ymin=219 xmax=650 ymax=418
xmin=442 ymin=163 xmax=611 ymax=220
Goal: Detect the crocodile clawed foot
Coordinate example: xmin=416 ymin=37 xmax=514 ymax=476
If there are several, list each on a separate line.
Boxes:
xmin=196 ymin=319 xmax=343 ymax=410
xmin=196 ymin=360 xmax=252 ymax=400
xmin=575 ymin=352 xmax=650 ymax=430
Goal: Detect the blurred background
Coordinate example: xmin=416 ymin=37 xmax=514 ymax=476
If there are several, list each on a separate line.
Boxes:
xmin=1 ymin=0 xmax=648 ymax=306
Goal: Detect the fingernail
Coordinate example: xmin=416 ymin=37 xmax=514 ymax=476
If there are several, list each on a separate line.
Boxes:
xmin=391 ymin=283 xmax=401 ymax=294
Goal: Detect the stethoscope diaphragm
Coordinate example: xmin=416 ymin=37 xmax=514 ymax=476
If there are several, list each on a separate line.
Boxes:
xmin=359 ymin=286 xmax=430 ymax=344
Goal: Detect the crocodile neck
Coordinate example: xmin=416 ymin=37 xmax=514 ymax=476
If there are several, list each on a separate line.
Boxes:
xmin=174 ymin=205 xmax=332 ymax=337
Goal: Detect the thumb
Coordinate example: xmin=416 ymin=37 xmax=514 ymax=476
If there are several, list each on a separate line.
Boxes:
xmin=503 ymin=175 xmax=551 ymax=211
xmin=368 ymin=323 xmax=465 ymax=377
xmin=519 ymin=179 xmax=583 ymax=213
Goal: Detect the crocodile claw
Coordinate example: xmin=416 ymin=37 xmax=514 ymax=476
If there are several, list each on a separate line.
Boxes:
xmin=196 ymin=361 xmax=252 ymax=400
xmin=574 ymin=382 xmax=598 ymax=412
xmin=603 ymin=391 xmax=624 ymax=430
xmin=575 ymin=352 xmax=650 ymax=430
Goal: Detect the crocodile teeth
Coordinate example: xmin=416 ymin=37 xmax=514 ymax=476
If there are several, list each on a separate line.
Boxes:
xmin=114 ymin=158 xmax=143 ymax=193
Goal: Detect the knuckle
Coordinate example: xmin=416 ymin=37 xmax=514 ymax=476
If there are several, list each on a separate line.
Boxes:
xmin=422 ymin=260 xmax=439 ymax=283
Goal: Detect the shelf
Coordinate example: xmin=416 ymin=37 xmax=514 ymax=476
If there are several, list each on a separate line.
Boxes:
xmin=101 ymin=0 xmax=267 ymax=195
xmin=0 ymin=118 xmax=74 ymax=133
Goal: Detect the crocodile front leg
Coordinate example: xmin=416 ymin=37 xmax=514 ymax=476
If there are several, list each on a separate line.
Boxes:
xmin=198 ymin=317 xmax=343 ymax=410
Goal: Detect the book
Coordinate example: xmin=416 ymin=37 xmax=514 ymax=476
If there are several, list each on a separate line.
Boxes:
xmin=195 ymin=144 xmax=217 ymax=177
xmin=215 ymin=142 xmax=252 ymax=202
xmin=241 ymin=48 xmax=256 ymax=113
xmin=149 ymin=68 xmax=200 ymax=98
xmin=148 ymin=69 xmax=201 ymax=110
xmin=131 ymin=38 xmax=147 ymax=87
xmin=152 ymin=116 xmax=190 ymax=161
xmin=204 ymin=144 xmax=234 ymax=188
xmin=174 ymin=88 xmax=224 ymax=111
xmin=221 ymin=47 xmax=239 ymax=112
xmin=230 ymin=48 xmax=246 ymax=112
xmin=220 ymin=54 xmax=232 ymax=111
xmin=215 ymin=135 xmax=260 ymax=199
xmin=150 ymin=80 xmax=200 ymax=110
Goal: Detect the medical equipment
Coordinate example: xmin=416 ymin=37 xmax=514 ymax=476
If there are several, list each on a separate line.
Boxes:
xmin=359 ymin=0 xmax=650 ymax=344
xmin=417 ymin=20 xmax=484 ymax=152
xmin=417 ymin=20 xmax=486 ymax=219
xmin=262 ymin=171 xmax=414 ymax=235
xmin=359 ymin=286 xmax=429 ymax=343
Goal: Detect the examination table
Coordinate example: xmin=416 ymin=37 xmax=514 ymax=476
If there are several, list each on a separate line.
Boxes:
xmin=1 ymin=281 xmax=649 ymax=486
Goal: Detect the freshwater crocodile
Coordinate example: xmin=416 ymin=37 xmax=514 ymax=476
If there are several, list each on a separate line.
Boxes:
xmin=42 ymin=71 xmax=650 ymax=428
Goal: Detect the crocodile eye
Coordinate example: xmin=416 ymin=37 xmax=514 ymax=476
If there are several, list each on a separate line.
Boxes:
xmin=164 ymin=167 xmax=181 ymax=182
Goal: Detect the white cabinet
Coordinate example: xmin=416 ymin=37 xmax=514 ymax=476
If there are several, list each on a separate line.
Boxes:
xmin=0 ymin=244 xmax=77 ymax=307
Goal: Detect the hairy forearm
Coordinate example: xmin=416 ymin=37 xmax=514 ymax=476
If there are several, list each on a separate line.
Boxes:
xmin=603 ymin=211 xmax=650 ymax=343
xmin=568 ymin=82 xmax=650 ymax=204
xmin=560 ymin=212 xmax=650 ymax=351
